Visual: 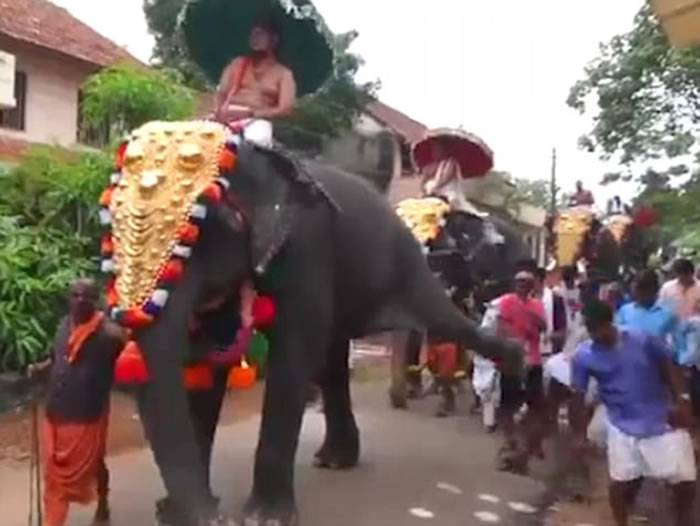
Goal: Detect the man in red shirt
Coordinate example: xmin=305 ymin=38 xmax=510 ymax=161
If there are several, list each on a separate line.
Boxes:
xmin=497 ymin=270 xmax=547 ymax=472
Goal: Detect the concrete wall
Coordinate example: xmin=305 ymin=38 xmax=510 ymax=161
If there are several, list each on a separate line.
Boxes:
xmin=0 ymin=37 xmax=94 ymax=147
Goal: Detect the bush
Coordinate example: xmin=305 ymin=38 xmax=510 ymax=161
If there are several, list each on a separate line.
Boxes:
xmin=0 ymin=147 xmax=110 ymax=371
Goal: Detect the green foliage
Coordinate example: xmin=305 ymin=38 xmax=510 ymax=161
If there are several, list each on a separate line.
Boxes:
xmin=568 ymin=2 xmax=700 ymax=167
xmin=276 ymin=30 xmax=377 ymax=151
xmin=0 ymin=147 xmax=109 ymax=371
xmin=81 ymin=63 xmax=197 ymax=138
xmin=143 ymin=0 xmax=210 ymax=89
xmin=568 ymin=1 xmax=700 ymax=255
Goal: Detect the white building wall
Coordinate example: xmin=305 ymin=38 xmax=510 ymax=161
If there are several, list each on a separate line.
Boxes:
xmin=0 ymin=38 xmax=93 ymax=146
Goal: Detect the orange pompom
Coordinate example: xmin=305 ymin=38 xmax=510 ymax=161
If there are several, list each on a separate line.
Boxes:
xmin=228 ymin=363 xmax=257 ymax=390
xmin=219 ymin=149 xmax=237 ymax=173
xmin=160 ymin=259 xmax=184 ymax=282
xmin=122 ymin=309 xmax=154 ymax=329
xmin=101 ymin=234 xmax=114 ymax=256
xmin=99 ymin=187 xmax=114 ymax=207
xmin=178 ymin=223 xmax=200 ymax=245
xmin=114 ymin=341 xmax=150 ymax=384
xmin=183 ymin=364 xmax=214 ymax=390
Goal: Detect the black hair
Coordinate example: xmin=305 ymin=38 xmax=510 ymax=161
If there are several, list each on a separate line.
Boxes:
xmin=634 ymin=268 xmax=659 ymax=292
xmin=673 ymin=258 xmax=695 ymax=276
xmin=253 ymin=15 xmax=282 ymax=39
xmin=535 ymin=267 xmax=547 ymax=282
xmin=582 ymin=299 xmax=614 ymax=329
xmin=515 ymin=258 xmax=538 ymax=274
xmin=562 ymin=266 xmax=577 ymax=282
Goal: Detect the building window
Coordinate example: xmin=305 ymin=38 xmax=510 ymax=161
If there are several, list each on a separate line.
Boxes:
xmin=0 ymin=71 xmax=27 ymax=131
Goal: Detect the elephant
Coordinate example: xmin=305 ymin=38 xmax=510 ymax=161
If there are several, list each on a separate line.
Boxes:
xmin=106 ymin=121 xmax=521 ymax=526
xmin=388 ymin=208 xmax=528 ymax=410
xmin=550 ymin=208 xmax=651 ymax=283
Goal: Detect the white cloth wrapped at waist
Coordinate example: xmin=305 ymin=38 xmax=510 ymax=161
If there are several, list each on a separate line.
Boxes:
xmin=229 ymin=118 xmax=273 ymax=148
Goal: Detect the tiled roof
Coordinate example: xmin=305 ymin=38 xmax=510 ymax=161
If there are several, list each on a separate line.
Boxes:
xmin=0 ymin=0 xmax=140 ymax=67
xmin=366 ymin=100 xmax=427 ymax=145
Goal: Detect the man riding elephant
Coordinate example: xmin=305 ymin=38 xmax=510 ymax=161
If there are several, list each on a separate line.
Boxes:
xmin=101 ymin=3 xmax=522 ymax=526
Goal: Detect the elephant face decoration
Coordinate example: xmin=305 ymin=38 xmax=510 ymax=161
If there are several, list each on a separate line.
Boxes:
xmin=99 ymin=121 xmax=240 ymax=329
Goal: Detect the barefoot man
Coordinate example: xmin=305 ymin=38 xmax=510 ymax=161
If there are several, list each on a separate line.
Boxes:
xmin=29 ymin=279 xmax=125 ymax=526
xmin=214 ymin=18 xmax=297 ymax=146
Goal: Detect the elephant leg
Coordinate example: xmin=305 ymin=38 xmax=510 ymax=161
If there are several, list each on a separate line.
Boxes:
xmin=389 ymin=330 xmax=423 ymax=408
xmin=243 ymin=282 xmax=331 ymax=525
xmin=154 ymin=369 xmax=231 ymax=526
xmin=315 ymin=338 xmax=359 ymax=470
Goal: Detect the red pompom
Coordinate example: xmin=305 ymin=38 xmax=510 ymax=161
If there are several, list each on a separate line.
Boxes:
xmin=99 ymin=187 xmax=114 ymax=207
xmin=252 ymin=296 xmax=277 ymax=329
xmin=633 ymin=206 xmax=658 ymax=229
xmin=115 ymin=142 xmax=128 ymax=171
xmin=183 ymin=364 xmax=214 ymax=390
xmin=178 ymin=223 xmax=200 ymax=246
xmin=202 ymin=183 xmax=222 ymax=203
xmin=114 ymin=341 xmax=150 ymax=384
xmin=219 ymin=149 xmax=237 ymax=173
xmin=122 ymin=309 xmax=154 ymax=329
xmin=160 ymin=259 xmax=184 ymax=283
xmin=101 ymin=234 xmax=114 ymax=256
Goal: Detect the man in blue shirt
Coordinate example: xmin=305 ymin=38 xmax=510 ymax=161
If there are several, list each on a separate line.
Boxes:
xmin=571 ymin=300 xmax=695 ymax=526
xmin=617 ymin=269 xmax=678 ymax=347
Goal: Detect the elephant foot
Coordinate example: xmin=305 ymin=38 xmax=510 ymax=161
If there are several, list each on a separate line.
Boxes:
xmin=156 ymin=496 xmax=222 ymax=526
xmin=242 ymin=498 xmax=298 ymax=526
xmin=388 ymin=387 xmax=407 ymax=409
xmin=313 ymin=428 xmax=359 ymax=470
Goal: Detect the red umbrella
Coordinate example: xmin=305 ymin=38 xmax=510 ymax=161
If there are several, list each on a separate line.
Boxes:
xmin=412 ymin=128 xmax=494 ymax=178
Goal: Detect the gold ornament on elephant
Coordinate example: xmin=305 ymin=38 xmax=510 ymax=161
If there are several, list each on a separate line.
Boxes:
xmin=553 ymin=208 xmax=594 ymax=266
xmin=110 ymin=121 xmax=227 ymax=309
xmin=396 ymin=197 xmax=451 ymax=245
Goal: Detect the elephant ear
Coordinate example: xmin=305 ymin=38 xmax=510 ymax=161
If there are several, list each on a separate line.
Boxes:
xmin=235 ymin=145 xmax=301 ymax=275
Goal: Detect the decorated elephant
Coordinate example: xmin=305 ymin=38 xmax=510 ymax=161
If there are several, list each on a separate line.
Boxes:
xmin=389 ymin=198 xmax=528 ymax=410
xmin=100 ymin=120 xmax=520 ymax=526
xmin=549 ymin=207 xmax=652 ymax=282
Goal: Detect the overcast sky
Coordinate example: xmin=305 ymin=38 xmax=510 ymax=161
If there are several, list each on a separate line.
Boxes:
xmin=54 ymin=0 xmax=643 ymax=199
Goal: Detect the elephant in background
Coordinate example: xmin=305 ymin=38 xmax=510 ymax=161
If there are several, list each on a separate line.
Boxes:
xmin=388 ymin=209 xmax=528 ymax=409
xmin=111 ymin=122 xmax=521 ymax=526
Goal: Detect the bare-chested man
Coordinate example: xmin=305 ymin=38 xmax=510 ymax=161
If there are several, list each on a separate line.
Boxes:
xmin=214 ymin=19 xmax=297 ymax=146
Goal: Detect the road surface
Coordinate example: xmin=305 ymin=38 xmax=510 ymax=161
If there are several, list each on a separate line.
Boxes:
xmin=1 ymin=380 xmax=546 ymax=525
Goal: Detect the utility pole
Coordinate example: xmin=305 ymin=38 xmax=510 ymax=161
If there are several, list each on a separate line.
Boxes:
xmin=549 ymin=147 xmax=558 ymax=215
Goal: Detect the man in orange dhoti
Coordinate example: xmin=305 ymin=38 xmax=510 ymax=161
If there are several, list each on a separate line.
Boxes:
xmin=30 ymin=279 xmax=125 ymax=526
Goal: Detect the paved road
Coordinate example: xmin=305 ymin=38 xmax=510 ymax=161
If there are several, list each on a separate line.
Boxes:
xmin=2 ymin=380 xmax=545 ymax=526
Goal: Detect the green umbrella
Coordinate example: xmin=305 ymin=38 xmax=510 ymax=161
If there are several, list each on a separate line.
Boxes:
xmin=181 ymin=0 xmax=334 ymax=96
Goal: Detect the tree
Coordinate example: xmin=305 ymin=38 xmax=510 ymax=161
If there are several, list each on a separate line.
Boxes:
xmin=568 ymin=1 xmax=700 ymax=170
xmin=80 ymin=63 xmax=197 ymax=144
xmin=143 ymin=0 xmax=210 ymax=88
xmin=568 ymin=1 xmax=700 ymax=252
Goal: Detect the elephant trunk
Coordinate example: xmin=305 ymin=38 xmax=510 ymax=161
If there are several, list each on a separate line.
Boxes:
xmin=136 ymin=271 xmax=215 ymax=520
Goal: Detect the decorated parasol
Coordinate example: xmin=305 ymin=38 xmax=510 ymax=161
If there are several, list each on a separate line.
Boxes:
xmin=412 ymin=128 xmax=494 ymax=178
xmin=181 ymin=0 xmax=334 ymax=96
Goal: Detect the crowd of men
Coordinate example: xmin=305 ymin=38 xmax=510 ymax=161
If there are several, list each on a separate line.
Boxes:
xmin=468 ymin=258 xmax=700 ymax=526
